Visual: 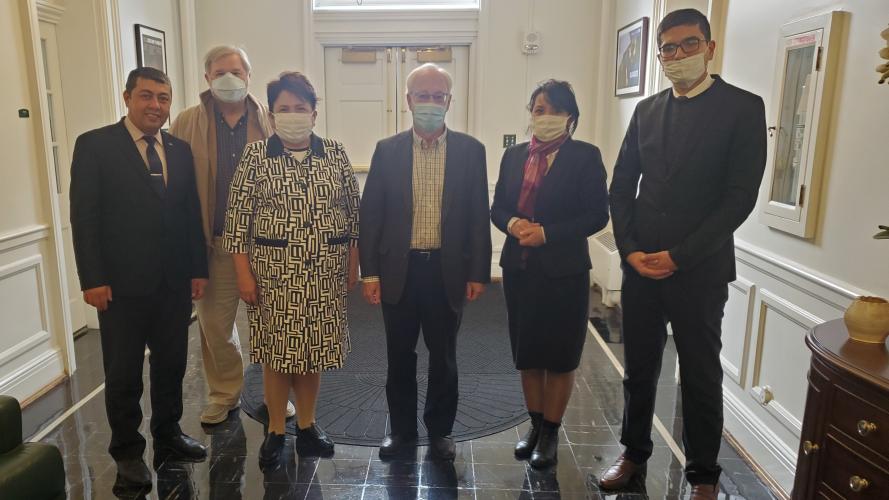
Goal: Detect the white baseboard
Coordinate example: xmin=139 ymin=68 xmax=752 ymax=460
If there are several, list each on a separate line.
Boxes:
xmin=0 ymin=348 xmax=65 ymax=404
xmin=724 ymin=382 xmax=797 ymax=495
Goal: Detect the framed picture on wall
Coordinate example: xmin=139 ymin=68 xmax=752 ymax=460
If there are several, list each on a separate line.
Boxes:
xmin=135 ymin=24 xmax=167 ymax=73
xmin=615 ymin=17 xmax=649 ymax=97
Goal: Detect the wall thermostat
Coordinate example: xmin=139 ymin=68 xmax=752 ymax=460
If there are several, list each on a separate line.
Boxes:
xmin=522 ymin=32 xmax=540 ymax=55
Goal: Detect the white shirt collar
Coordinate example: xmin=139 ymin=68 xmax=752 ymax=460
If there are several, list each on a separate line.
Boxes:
xmin=124 ymin=115 xmax=162 ymax=143
xmin=672 ymin=74 xmax=714 ymax=99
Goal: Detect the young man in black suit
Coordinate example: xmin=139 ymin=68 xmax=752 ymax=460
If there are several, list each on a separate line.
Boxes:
xmin=359 ymin=63 xmax=492 ymax=461
xmin=70 ymin=67 xmax=209 ymax=490
xmin=602 ymin=9 xmax=767 ymax=500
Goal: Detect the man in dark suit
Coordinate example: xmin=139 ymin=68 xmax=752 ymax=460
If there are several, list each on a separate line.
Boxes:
xmin=602 ymin=9 xmax=766 ymax=500
xmin=70 ymin=67 xmax=209 ymax=490
xmin=360 ymin=63 xmax=492 ymax=461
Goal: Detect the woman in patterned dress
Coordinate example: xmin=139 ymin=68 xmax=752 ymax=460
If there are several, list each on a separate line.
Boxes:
xmin=223 ymin=72 xmax=359 ymax=467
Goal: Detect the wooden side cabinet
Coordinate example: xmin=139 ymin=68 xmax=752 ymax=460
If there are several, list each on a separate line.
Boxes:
xmin=792 ymin=319 xmax=889 ymax=499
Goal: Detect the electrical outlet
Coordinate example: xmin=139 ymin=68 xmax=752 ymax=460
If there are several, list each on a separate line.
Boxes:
xmin=503 ymin=134 xmax=516 ymax=148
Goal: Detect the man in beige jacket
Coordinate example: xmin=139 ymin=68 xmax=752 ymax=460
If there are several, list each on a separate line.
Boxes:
xmin=170 ymin=46 xmax=294 ymax=424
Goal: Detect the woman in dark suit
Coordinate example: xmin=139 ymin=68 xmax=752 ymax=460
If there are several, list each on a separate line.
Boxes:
xmin=491 ymin=80 xmax=609 ymax=468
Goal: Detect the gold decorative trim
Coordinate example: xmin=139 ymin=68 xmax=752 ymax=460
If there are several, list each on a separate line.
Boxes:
xmin=723 ymin=429 xmax=790 ymax=500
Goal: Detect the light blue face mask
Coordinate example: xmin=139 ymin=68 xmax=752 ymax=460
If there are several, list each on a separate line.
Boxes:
xmin=412 ymin=103 xmax=447 ymax=134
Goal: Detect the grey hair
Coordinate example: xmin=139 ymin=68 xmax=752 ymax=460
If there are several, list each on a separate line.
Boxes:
xmin=203 ymin=45 xmax=252 ymax=74
xmin=405 ymin=63 xmax=453 ymax=95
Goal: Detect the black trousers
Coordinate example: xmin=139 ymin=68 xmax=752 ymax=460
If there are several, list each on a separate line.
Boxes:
xmin=381 ymin=251 xmax=462 ymax=438
xmin=619 ymin=270 xmax=728 ymax=485
xmin=98 ymin=283 xmax=192 ymax=460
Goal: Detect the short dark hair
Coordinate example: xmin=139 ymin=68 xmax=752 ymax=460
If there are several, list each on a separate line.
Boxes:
xmin=528 ymin=79 xmax=580 ymax=134
xmin=125 ymin=67 xmax=171 ymax=94
xmin=657 ymin=8 xmax=711 ymax=44
xmin=267 ymin=71 xmax=317 ymax=110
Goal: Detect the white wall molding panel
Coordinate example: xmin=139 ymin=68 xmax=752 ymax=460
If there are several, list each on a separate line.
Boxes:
xmin=722 ymin=240 xmax=869 ymax=496
xmin=0 ymin=252 xmax=65 ymax=403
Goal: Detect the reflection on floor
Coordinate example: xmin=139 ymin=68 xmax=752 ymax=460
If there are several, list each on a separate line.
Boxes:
xmin=23 ymin=286 xmax=777 ymax=499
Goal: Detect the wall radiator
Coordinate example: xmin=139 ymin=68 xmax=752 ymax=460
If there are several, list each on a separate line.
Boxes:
xmin=589 ymin=229 xmax=622 ymax=307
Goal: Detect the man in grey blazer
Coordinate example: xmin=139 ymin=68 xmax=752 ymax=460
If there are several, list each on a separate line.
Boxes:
xmin=360 ymin=63 xmax=492 ymax=461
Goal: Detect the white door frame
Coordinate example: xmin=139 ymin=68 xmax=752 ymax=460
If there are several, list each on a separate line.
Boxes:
xmin=39 ymin=18 xmax=89 ymax=334
xmin=23 ymin=0 xmax=76 ymax=375
xmin=92 ymin=0 xmax=126 ymax=122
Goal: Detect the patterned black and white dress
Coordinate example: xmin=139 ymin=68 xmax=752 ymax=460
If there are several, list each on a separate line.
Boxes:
xmin=223 ymin=134 xmax=359 ymax=374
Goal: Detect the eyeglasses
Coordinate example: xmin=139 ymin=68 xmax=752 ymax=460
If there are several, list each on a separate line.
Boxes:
xmin=410 ymin=92 xmax=450 ymax=105
xmin=658 ymin=37 xmax=708 ymax=58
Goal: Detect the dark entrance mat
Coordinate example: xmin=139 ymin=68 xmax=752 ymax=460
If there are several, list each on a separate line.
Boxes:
xmin=241 ymin=283 xmax=528 ymax=445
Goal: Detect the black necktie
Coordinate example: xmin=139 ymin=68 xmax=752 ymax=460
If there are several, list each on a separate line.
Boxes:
xmin=143 ymin=135 xmax=166 ymax=197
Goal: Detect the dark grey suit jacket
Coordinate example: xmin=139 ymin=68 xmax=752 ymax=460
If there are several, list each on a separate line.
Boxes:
xmin=359 ymin=129 xmax=492 ymax=310
xmin=70 ymin=119 xmax=208 ymax=296
xmin=609 ymin=76 xmax=767 ymax=285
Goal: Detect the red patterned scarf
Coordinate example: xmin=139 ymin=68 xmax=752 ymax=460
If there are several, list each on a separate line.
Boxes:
xmin=517 ymin=134 xmax=568 ymax=219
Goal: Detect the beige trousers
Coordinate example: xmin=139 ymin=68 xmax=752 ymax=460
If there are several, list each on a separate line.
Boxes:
xmin=196 ymin=237 xmax=244 ymax=406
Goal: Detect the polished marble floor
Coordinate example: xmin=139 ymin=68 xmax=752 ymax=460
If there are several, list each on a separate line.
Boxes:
xmin=23 ymin=287 xmax=777 ymax=499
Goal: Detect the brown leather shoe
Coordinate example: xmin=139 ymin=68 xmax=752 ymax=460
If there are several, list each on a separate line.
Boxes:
xmin=690 ymin=483 xmax=718 ymax=500
xmin=598 ymin=453 xmax=643 ymax=489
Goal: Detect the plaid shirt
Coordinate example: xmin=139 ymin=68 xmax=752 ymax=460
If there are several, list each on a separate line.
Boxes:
xmin=410 ymin=130 xmax=447 ymax=250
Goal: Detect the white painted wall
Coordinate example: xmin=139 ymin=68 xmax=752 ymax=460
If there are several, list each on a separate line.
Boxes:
xmin=477 ymin=0 xmax=603 ymax=178
xmin=594 ymin=0 xmax=653 ymax=173
xmin=724 ymin=0 xmax=889 ymax=299
xmin=3 ymin=3 xmax=49 ymax=232
xmin=117 ymin=0 xmax=188 ymax=116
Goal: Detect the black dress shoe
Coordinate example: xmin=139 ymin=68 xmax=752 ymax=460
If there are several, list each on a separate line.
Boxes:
xmin=378 ymin=433 xmax=418 ymax=459
xmin=429 ymin=435 xmax=456 ymax=461
xmin=515 ymin=412 xmax=543 ymax=459
xmin=529 ymin=423 xmax=559 ymax=469
xmin=115 ymin=458 xmax=152 ymax=488
xmin=295 ymin=423 xmax=335 ymax=456
xmin=154 ymin=433 xmax=208 ymax=463
xmin=259 ymin=432 xmax=286 ymax=471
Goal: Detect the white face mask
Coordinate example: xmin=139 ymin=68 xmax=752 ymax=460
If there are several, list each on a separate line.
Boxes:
xmin=210 ymin=72 xmax=248 ymax=103
xmin=274 ymin=112 xmax=313 ymax=144
xmin=531 ymin=115 xmax=569 ymax=142
xmin=662 ymin=51 xmax=708 ymax=88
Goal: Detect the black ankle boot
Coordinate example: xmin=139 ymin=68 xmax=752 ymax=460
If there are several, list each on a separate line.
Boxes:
xmin=259 ymin=432 xmax=286 ymax=470
xmin=529 ymin=419 xmax=560 ymax=469
xmin=515 ymin=412 xmax=543 ymax=459
xmin=296 ymin=423 xmax=335 ymax=457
